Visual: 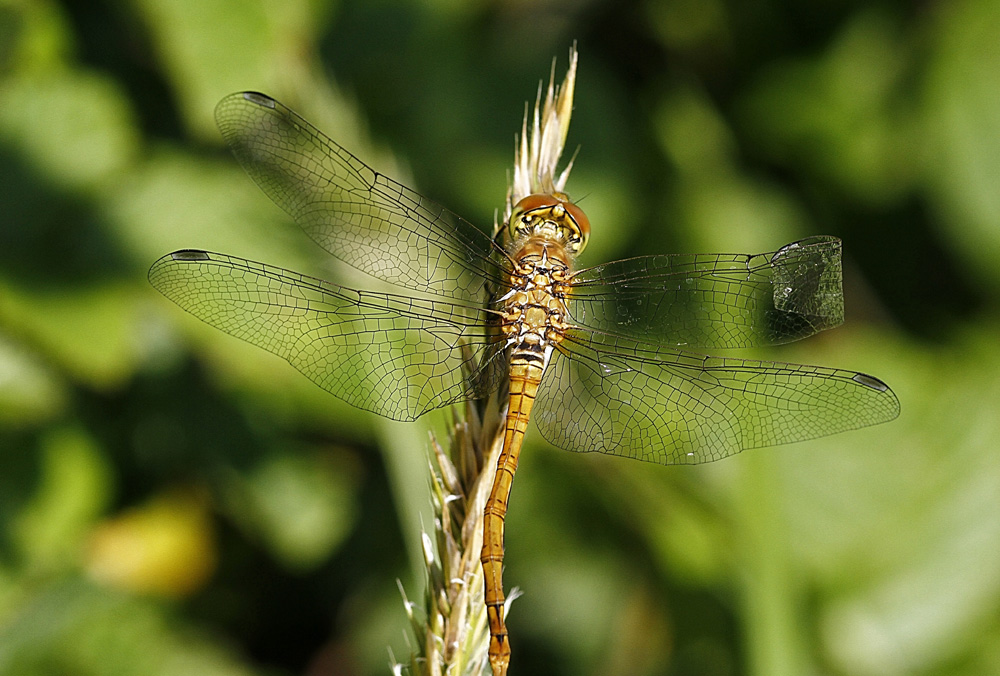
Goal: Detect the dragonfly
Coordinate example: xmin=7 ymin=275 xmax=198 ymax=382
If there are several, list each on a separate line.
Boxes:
xmin=149 ymin=89 xmax=899 ymax=676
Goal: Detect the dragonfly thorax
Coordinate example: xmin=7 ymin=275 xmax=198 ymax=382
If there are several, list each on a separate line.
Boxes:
xmin=501 ymin=246 xmax=572 ymax=368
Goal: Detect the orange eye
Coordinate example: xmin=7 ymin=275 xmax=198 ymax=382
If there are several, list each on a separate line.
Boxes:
xmin=563 ymin=201 xmax=590 ymax=242
xmin=514 ymin=194 xmax=561 ymax=212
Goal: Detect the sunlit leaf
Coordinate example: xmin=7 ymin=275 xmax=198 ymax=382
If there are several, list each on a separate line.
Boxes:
xmin=923 ymin=0 xmax=1000 ymax=290
xmin=0 ymin=72 xmax=137 ymax=192
xmin=0 ymin=281 xmax=144 ymax=389
xmin=12 ymin=427 xmax=112 ymax=571
xmin=219 ymin=449 xmax=359 ymax=571
xmin=0 ymin=334 xmax=66 ymax=426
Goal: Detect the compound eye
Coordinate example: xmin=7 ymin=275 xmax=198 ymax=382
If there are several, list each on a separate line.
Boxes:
xmin=563 ymin=201 xmax=591 ymax=251
xmin=514 ymin=194 xmax=560 ymax=213
xmin=507 ymin=206 xmax=525 ymax=238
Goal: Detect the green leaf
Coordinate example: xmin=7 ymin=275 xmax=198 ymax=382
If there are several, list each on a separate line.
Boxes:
xmin=220 ymin=449 xmax=359 ymax=570
xmin=12 ymin=426 xmax=112 ymax=572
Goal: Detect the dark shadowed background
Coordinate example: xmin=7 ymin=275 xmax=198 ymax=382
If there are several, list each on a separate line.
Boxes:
xmin=1 ymin=0 xmax=998 ymax=675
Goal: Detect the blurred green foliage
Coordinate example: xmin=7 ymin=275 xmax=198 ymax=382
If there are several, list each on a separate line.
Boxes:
xmin=1 ymin=0 xmax=999 ymax=675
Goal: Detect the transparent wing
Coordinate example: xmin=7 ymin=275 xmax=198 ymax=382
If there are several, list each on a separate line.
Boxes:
xmin=148 ymin=250 xmax=507 ymax=421
xmin=533 ymin=330 xmax=899 ymax=465
xmin=567 ymin=236 xmax=844 ymax=349
xmin=214 ymin=91 xmax=509 ymax=302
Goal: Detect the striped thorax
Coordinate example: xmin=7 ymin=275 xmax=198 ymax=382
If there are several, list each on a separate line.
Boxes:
xmin=501 ymin=191 xmax=591 ymax=363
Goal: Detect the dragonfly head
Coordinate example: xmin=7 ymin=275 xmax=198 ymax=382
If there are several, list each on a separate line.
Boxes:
xmin=508 ymin=193 xmax=590 ymax=255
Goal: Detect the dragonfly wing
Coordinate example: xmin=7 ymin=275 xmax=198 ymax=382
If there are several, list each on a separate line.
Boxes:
xmin=214 ymin=92 xmax=508 ymax=302
xmin=533 ymin=330 xmax=899 ymax=465
xmin=568 ymin=236 xmax=844 ymax=349
xmin=149 ymin=250 xmax=507 ymax=421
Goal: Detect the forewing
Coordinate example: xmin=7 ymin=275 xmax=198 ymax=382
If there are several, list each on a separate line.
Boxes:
xmin=533 ymin=330 xmax=899 ymax=464
xmin=149 ymin=250 xmax=506 ymax=421
xmin=568 ymin=236 xmax=844 ymax=349
xmin=214 ymin=92 xmax=508 ymax=301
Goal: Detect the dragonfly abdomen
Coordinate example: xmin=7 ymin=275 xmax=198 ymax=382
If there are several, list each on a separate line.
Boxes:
xmin=482 ymin=233 xmax=577 ymax=675
xmin=482 ymin=354 xmax=545 ymax=676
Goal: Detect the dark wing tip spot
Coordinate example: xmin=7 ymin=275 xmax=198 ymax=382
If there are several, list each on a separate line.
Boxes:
xmin=242 ymin=91 xmax=276 ymax=108
xmin=171 ymin=250 xmax=211 ymax=262
xmin=852 ymin=372 xmax=889 ymax=392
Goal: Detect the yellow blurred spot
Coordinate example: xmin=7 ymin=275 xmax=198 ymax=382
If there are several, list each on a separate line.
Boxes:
xmin=86 ymin=489 xmax=216 ymax=598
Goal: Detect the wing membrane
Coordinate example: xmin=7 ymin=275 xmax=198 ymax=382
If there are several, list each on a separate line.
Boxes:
xmin=533 ymin=329 xmax=899 ymax=465
xmin=214 ymin=92 xmax=509 ymax=302
xmin=149 ymin=250 xmax=507 ymax=421
xmin=568 ymin=236 xmax=844 ymax=349
xmin=151 ymin=91 xmax=898 ymax=462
